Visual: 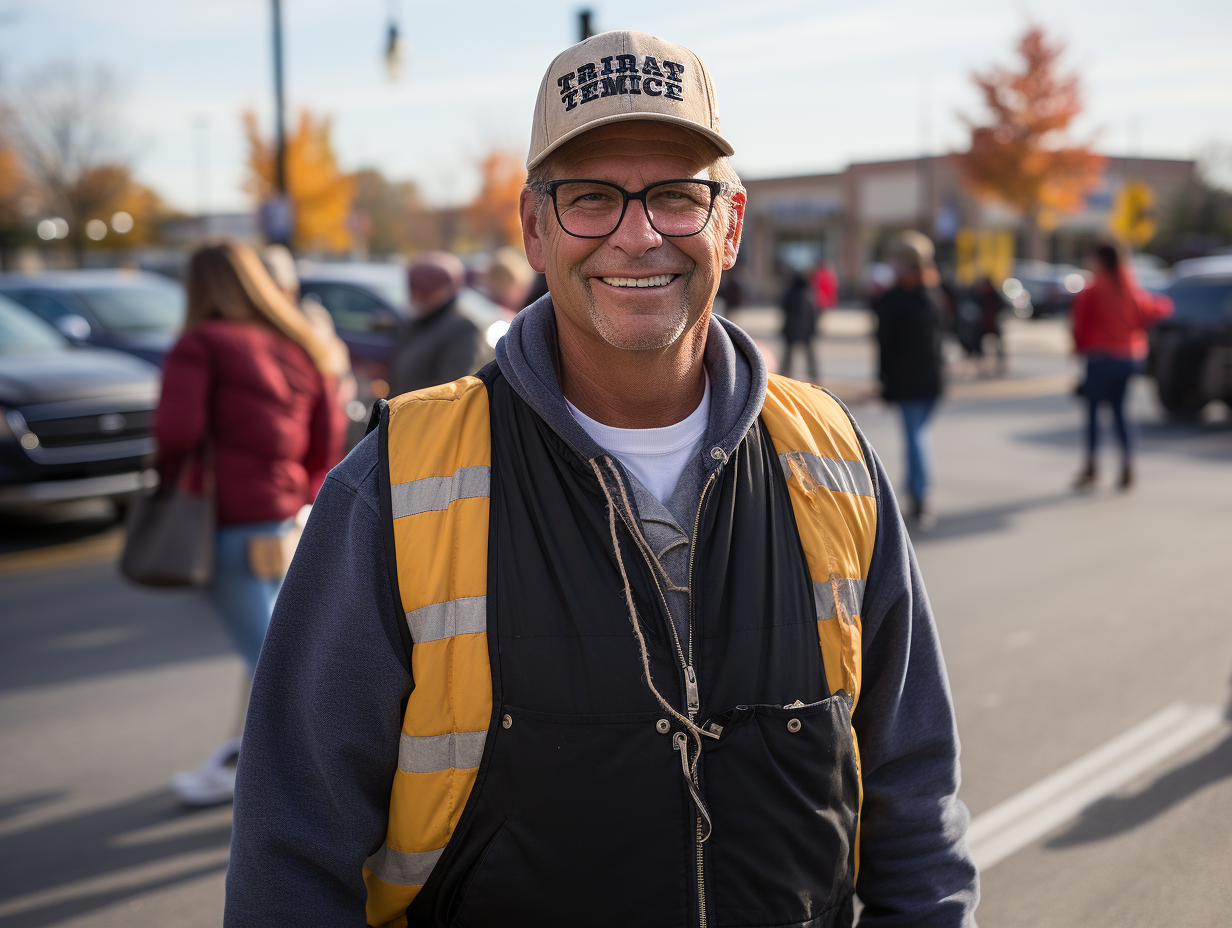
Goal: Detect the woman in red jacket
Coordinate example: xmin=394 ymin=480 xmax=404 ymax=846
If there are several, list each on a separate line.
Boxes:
xmin=1071 ymin=242 xmax=1172 ymax=490
xmin=155 ymin=241 xmax=345 ymax=804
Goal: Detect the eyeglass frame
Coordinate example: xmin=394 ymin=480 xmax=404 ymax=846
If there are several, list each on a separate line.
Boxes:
xmin=542 ymin=178 xmax=729 ymax=240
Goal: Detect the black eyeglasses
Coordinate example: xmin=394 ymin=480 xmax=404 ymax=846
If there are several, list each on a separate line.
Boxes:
xmin=545 ymin=178 xmax=726 ymax=239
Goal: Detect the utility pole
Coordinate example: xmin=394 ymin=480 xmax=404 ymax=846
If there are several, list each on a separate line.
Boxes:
xmin=262 ymin=0 xmax=293 ymax=246
xmin=578 ymin=9 xmax=594 ymax=42
xmin=272 ymin=0 xmax=287 ymax=197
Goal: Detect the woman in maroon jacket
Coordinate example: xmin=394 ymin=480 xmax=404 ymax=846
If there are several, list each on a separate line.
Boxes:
xmin=1071 ymin=242 xmax=1173 ymax=490
xmin=156 ymin=241 xmax=345 ymax=804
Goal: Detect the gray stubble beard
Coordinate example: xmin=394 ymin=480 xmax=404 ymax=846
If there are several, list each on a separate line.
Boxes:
xmin=583 ymin=276 xmax=695 ymax=351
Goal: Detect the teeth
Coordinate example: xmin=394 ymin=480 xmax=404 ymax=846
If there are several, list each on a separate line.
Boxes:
xmin=600 ymin=274 xmax=675 ymax=288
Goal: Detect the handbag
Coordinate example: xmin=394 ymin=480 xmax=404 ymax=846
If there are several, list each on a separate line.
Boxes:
xmin=120 ymin=442 xmax=215 ymax=588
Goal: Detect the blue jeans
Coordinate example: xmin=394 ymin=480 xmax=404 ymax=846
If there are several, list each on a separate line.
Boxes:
xmin=1084 ymin=356 xmax=1138 ymax=461
xmin=205 ymin=520 xmax=292 ymax=671
xmin=898 ymin=399 xmax=937 ymax=502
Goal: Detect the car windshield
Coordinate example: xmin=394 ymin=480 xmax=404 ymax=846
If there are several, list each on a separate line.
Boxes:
xmin=1167 ymin=278 xmax=1232 ymax=324
xmin=0 ymin=296 xmax=66 ymax=353
xmin=72 ymin=285 xmax=185 ymax=334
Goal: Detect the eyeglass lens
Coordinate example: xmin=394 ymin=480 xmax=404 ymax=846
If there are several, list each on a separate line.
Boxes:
xmin=554 ymin=181 xmax=715 ymax=237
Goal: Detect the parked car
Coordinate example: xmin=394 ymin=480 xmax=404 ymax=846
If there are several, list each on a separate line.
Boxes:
xmin=0 ymin=269 xmax=185 ymax=366
xmin=1007 ymin=261 xmax=1088 ymax=318
xmin=1146 ymin=256 xmax=1232 ymax=416
xmin=0 ymin=295 xmax=160 ymax=511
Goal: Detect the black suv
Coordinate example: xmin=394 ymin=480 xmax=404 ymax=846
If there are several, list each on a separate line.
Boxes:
xmin=0 ymin=295 xmax=159 ymax=510
xmin=1148 ymin=256 xmax=1232 ymax=416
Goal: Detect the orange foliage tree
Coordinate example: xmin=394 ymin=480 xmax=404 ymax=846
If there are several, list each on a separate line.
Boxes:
xmin=956 ymin=24 xmax=1104 ymax=258
xmin=0 ymin=145 xmax=28 ymax=228
xmin=244 ymin=109 xmax=356 ymax=253
xmin=464 ymin=150 xmax=525 ymax=250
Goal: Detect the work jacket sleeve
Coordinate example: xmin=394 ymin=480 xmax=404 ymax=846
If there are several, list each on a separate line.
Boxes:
xmin=225 ymin=431 xmax=411 ymax=927
xmin=850 ymin=431 xmax=980 ymax=926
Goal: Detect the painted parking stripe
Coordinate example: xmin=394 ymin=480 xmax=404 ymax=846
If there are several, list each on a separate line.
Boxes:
xmin=968 ymin=702 xmax=1227 ymax=871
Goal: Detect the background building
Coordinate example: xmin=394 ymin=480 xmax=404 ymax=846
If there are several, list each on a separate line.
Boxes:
xmin=740 ymin=154 xmax=1197 ymax=301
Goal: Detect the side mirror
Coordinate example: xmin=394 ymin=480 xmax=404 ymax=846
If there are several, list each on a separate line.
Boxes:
xmin=54 ymin=314 xmax=92 ymax=342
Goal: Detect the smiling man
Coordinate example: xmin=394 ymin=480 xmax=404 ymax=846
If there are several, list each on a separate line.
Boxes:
xmin=225 ymin=31 xmax=979 ymax=928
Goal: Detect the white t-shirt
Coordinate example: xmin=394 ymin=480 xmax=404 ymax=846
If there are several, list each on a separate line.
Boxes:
xmin=567 ymin=376 xmax=711 ymax=506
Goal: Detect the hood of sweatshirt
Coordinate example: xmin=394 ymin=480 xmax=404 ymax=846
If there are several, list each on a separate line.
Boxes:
xmin=495 ymin=293 xmax=768 ymax=475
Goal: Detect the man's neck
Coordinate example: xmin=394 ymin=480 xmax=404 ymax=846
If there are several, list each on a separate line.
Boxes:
xmin=555 ymin=311 xmax=709 ymax=429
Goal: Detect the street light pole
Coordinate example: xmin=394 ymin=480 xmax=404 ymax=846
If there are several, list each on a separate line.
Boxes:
xmin=272 ymin=0 xmax=288 ymax=197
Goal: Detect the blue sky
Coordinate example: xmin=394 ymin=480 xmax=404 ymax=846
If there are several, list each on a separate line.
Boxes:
xmin=2 ymin=0 xmax=1229 ymax=212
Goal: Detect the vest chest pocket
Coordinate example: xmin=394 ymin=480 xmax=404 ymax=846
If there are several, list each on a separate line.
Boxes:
xmin=700 ymin=693 xmax=859 ymax=928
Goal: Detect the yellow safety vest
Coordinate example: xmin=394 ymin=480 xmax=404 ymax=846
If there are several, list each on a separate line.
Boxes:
xmin=363 ymin=373 xmax=877 ymax=927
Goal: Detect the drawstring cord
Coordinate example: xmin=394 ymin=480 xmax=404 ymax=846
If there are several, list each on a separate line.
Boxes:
xmin=589 ymin=456 xmax=716 ymax=839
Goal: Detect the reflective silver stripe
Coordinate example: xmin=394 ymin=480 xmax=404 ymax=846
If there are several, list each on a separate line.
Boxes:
xmin=365 ymin=844 xmax=443 ymax=886
xmin=779 ymin=451 xmax=873 ymax=498
xmin=399 ymin=730 xmax=487 ymax=773
xmin=406 ymin=596 xmax=487 ymax=644
xmin=813 ymin=577 xmax=865 ymax=624
xmin=391 ymin=465 xmax=490 ymax=518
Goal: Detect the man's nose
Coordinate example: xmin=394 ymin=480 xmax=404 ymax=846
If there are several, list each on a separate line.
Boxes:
xmin=607 ymin=199 xmax=662 ymax=257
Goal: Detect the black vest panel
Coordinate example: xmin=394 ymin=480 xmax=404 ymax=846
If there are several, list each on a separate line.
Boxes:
xmin=405 ymin=372 xmax=857 ymax=928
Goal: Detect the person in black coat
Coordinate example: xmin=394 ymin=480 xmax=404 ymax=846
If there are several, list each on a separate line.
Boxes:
xmin=873 ymin=231 xmax=945 ymax=528
xmin=779 ymin=268 xmax=819 ymax=382
xmin=389 ymin=252 xmax=481 ymax=397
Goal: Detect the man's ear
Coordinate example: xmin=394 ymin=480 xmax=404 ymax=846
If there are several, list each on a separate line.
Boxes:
xmin=722 ymin=189 xmax=746 ymax=271
xmin=521 ymin=188 xmax=547 ymax=273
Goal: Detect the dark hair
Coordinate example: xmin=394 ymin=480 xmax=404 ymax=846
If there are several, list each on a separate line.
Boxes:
xmin=1092 ymin=242 xmax=1122 ymax=275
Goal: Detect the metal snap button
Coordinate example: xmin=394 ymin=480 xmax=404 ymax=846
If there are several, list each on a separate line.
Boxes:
xmin=656 ymin=718 xmax=670 ymax=734
xmin=787 ymin=718 xmax=802 ymax=733
xmin=710 ymin=447 xmax=725 ymax=461
xmin=502 ymin=714 xmax=513 ymax=729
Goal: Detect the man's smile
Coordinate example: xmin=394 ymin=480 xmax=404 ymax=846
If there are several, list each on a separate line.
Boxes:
xmin=594 ymin=273 xmax=682 ymax=290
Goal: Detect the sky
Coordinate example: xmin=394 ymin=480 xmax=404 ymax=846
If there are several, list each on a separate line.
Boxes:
xmin=1 ymin=0 xmax=1229 ymax=213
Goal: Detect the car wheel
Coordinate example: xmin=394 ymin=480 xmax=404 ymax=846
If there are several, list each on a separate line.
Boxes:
xmin=1156 ymin=362 xmax=1207 ymax=418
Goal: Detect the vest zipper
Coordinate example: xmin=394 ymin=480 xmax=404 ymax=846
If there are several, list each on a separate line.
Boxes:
xmin=687 ymin=470 xmax=716 ymax=928
xmin=606 ymin=455 xmax=717 ymax=928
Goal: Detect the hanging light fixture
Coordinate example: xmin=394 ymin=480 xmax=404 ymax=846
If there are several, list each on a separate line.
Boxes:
xmin=385 ymin=0 xmax=404 ymax=81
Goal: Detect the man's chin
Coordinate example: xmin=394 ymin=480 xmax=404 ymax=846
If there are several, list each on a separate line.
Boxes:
xmin=589 ymin=308 xmax=689 ymax=352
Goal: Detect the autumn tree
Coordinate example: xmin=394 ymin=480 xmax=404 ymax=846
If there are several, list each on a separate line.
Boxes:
xmin=352 ymin=168 xmax=432 ymax=255
xmin=956 ymin=25 xmax=1104 ymax=259
xmin=0 ymin=131 xmax=29 ymax=232
xmin=245 ymin=109 xmax=356 ymax=253
xmin=463 ymin=150 xmax=525 ymax=251
xmin=15 ymin=62 xmax=136 ymax=263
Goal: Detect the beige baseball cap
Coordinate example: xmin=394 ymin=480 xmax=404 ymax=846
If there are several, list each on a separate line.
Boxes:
xmin=526 ymin=30 xmax=734 ymax=170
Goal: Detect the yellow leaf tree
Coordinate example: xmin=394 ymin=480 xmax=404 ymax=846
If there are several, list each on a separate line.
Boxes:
xmin=244 ymin=109 xmax=356 ymax=253
xmin=464 ymin=150 xmax=526 ymax=251
xmin=0 ymin=145 xmax=27 ymax=229
xmin=956 ymin=24 xmax=1105 ymax=259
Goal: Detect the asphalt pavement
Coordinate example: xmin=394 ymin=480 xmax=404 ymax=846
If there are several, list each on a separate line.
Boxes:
xmin=1 ymin=309 xmax=1230 ymax=927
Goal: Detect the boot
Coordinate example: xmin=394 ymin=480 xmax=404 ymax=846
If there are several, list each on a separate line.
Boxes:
xmin=1073 ymin=461 xmax=1096 ymax=491
xmin=1118 ymin=462 xmax=1134 ymax=491
xmin=912 ymin=495 xmax=937 ymax=531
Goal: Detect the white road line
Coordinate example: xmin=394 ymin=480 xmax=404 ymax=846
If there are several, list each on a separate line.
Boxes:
xmin=968 ymin=702 xmax=1227 ymax=871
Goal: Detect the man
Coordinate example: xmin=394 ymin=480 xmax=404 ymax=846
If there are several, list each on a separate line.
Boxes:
xmin=388 ymin=252 xmax=482 ymax=397
xmin=874 ymin=231 xmax=947 ymax=530
xmin=780 ymin=265 xmax=820 ymax=382
xmin=226 ymin=31 xmax=978 ymax=928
